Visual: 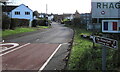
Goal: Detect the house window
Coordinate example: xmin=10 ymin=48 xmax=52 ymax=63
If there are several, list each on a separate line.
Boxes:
xmin=25 ymin=12 xmax=30 ymax=15
xmin=15 ymin=11 xmax=20 ymax=15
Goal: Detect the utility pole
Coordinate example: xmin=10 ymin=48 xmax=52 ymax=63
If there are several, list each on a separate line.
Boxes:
xmin=0 ymin=1 xmax=8 ymax=72
xmin=45 ymin=4 xmax=49 ymax=26
xmin=46 ymin=4 xmax=48 ymax=15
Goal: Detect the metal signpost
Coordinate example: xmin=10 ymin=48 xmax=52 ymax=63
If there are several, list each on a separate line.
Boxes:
xmin=93 ymin=36 xmax=118 ymax=71
xmin=92 ymin=0 xmax=119 ymax=71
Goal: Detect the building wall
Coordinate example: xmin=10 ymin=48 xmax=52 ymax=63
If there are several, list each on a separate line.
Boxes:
xmin=11 ymin=4 xmax=33 ymax=21
xmin=48 ymin=15 xmax=54 ymax=21
xmin=64 ymin=15 xmax=74 ymax=20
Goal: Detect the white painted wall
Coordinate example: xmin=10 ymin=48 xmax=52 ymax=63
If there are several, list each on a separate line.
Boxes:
xmin=39 ymin=14 xmax=45 ymax=18
xmin=48 ymin=15 xmax=54 ymax=20
xmin=64 ymin=15 xmax=74 ymax=20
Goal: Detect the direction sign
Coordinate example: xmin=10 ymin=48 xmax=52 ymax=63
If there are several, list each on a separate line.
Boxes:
xmin=0 ymin=0 xmax=8 ymax=2
xmin=93 ymin=36 xmax=118 ymax=49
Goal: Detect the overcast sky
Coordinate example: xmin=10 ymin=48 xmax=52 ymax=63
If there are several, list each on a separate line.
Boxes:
xmin=8 ymin=0 xmax=91 ymax=14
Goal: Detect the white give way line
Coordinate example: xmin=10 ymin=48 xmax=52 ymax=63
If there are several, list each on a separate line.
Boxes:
xmin=0 ymin=43 xmax=30 ymax=56
xmin=0 ymin=43 xmax=19 ymax=53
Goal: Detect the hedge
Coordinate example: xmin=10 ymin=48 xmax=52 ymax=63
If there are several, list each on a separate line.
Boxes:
xmin=10 ymin=18 xmax=29 ymax=29
xmin=2 ymin=13 xmax=11 ymax=30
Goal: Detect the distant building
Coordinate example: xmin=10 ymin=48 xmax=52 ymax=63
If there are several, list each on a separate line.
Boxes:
xmin=53 ymin=10 xmax=80 ymax=23
xmin=33 ymin=11 xmax=40 ymax=19
xmin=74 ymin=10 xmax=80 ymax=18
xmin=53 ymin=14 xmax=64 ymax=22
xmin=2 ymin=4 xmax=33 ymax=27
xmin=39 ymin=13 xmax=46 ymax=18
xmin=47 ymin=14 xmax=54 ymax=21
xmin=63 ymin=14 xmax=74 ymax=20
xmin=80 ymin=13 xmax=92 ymax=30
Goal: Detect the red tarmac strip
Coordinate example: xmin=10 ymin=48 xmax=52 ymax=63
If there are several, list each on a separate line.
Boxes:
xmin=2 ymin=43 xmax=59 ymax=70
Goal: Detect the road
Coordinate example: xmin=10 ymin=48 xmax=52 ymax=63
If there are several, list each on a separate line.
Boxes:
xmin=1 ymin=22 xmax=74 ymax=71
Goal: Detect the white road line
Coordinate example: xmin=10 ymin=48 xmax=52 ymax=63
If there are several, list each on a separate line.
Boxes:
xmin=38 ymin=44 xmax=62 ymax=72
xmin=36 ymin=39 xmax=40 ymax=41
xmin=0 ymin=43 xmax=19 ymax=53
xmin=0 ymin=43 xmax=30 ymax=56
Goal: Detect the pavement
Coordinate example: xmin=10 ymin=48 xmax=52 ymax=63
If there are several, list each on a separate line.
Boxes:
xmin=1 ymin=22 xmax=74 ymax=71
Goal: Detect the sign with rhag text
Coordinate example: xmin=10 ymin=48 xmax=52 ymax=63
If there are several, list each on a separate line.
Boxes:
xmin=92 ymin=0 xmax=120 ymax=18
xmin=0 ymin=0 xmax=9 ymax=2
xmin=93 ymin=36 xmax=118 ymax=49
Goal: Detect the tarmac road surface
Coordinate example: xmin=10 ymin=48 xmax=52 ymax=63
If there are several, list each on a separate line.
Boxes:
xmin=1 ymin=22 xmax=74 ymax=71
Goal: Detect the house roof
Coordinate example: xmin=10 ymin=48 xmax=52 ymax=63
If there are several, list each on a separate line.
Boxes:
xmin=2 ymin=5 xmax=18 ymax=12
xmin=63 ymin=14 xmax=72 ymax=17
xmin=2 ymin=4 xmax=33 ymax=12
xmin=75 ymin=10 xmax=80 ymax=14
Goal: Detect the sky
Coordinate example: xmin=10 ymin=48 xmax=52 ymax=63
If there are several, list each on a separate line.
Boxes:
xmin=8 ymin=0 xmax=91 ymax=14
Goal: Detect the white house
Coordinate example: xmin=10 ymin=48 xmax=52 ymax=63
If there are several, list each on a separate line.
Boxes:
xmin=2 ymin=4 xmax=33 ymax=27
xmin=64 ymin=14 xmax=74 ymax=21
xmin=39 ymin=13 xmax=46 ymax=18
xmin=47 ymin=14 xmax=54 ymax=21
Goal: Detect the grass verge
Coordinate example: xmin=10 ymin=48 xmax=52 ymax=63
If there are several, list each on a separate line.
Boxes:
xmin=37 ymin=26 xmax=49 ymax=29
xmin=67 ymin=26 xmax=119 ymax=71
xmin=1 ymin=26 xmax=49 ymax=37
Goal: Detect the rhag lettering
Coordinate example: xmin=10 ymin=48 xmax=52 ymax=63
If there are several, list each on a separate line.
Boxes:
xmin=97 ymin=2 xmax=120 ymax=9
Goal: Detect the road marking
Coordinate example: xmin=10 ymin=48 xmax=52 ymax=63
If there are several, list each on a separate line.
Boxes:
xmin=36 ymin=39 xmax=40 ymax=41
xmin=38 ymin=44 xmax=62 ymax=71
xmin=0 ymin=43 xmax=19 ymax=53
xmin=62 ymin=43 xmax=69 ymax=45
xmin=0 ymin=43 xmax=30 ymax=56
xmin=0 ymin=40 xmax=4 ymax=43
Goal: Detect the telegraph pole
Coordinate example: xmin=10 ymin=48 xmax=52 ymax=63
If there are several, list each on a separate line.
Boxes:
xmin=46 ymin=4 xmax=48 ymax=15
xmin=45 ymin=4 xmax=49 ymax=26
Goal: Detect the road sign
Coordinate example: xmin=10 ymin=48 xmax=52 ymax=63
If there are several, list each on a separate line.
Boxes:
xmin=92 ymin=0 xmax=120 ymax=18
xmin=0 ymin=0 xmax=8 ymax=2
xmin=102 ymin=20 xmax=120 ymax=33
xmin=93 ymin=36 xmax=118 ymax=49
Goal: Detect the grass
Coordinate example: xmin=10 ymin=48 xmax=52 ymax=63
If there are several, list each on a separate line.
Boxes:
xmin=67 ymin=26 xmax=119 ymax=71
xmin=68 ymin=28 xmax=94 ymax=70
xmin=37 ymin=26 xmax=49 ymax=29
xmin=1 ymin=27 xmax=36 ymax=37
xmin=1 ymin=26 xmax=49 ymax=37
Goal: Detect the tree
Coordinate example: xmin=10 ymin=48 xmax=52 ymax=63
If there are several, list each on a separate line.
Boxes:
xmin=72 ymin=18 xmax=81 ymax=27
xmin=2 ymin=13 xmax=11 ymax=30
xmin=33 ymin=11 xmax=40 ymax=18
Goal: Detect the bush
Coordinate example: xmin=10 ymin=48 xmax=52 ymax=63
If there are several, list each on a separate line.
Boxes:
xmin=2 ymin=13 xmax=11 ymax=30
xmin=32 ymin=19 xmax=37 ymax=27
xmin=10 ymin=18 xmax=29 ymax=29
xmin=72 ymin=18 xmax=81 ymax=26
xmin=61 ymin=19 xmax=71 ymax=25
xmin=37 ymin=19 xmax=48 ymax=26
